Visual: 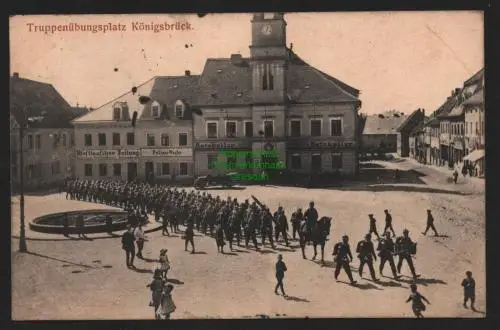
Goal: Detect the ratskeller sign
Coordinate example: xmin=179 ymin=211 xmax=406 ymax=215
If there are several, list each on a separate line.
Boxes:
xmin=195 ymin=141 xmax=251 ymax=150
xmin=288 ymin=140 xmax=356 ymax=149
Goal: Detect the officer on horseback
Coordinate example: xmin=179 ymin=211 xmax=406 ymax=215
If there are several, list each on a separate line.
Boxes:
xmin=304 ymin=201 xmax=318 ymax=244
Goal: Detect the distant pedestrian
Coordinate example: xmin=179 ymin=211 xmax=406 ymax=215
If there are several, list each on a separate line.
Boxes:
xmin=135 ymin=223 xmax=146 ymax=259
xmin=184 ymin=222 xmax=195 ymax=254
xmin=156 ymin=284 xmax=176 ymax=320
xmin=147 ymin=273 xmax=165 ymax=319
xmin=462 ymin=163 xmax=468 ymax=178
xmin=161 ymin=211 xmax=169 ymax=236
xmin=368 ymin=214 xmax=380 ymax=239
xmin=63 ymin=212 xmax=69 ymax=237
xmin=461 ymin=271 xmax=476 ymax=311
xmin=76 ymin=214 xmax=85 ymax=239
xmin=453 ymin=170 xmax=458 ymax=184
xmin=106 ymin=214 xmax=113 ymax=234
xmin=121 ymin=225 xmax=136 ymax=269
xmin=405 ymin=284 xmax=430 ymax=318
xmin=383 ymin=209 xmax=396 ymax=237
xmin=422 ymin=209 xmax=439 ymax=236
xmin=274 ymin=254 xmax=287 ymax=297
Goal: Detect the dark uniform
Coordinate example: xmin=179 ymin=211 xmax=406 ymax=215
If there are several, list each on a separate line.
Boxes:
xmin=461 ymin=271 xmax=476 ymax=310
xmin=245 ymin=208 xmax=260 ymax=250
xmin=261 ymin=209 xmax=275 ymax=248
xmin=422 ymin=209 xmax=439 ymax=236
xmin=396 ymin=229 xmax=420 ymax=279
xmin=274 ymin=208 xmax=289 ymax=246
xmin=383 ymin=210 xmax=396 ymax=237
xmin=291 ymin=208 xmax=303 ymax=240
xmin=275 ymin=254 xmax=287 ymax=296
xmin=121 ymin=226 xmax=136 ymax=268
xmin=356 ymin=234 xmax=379 ymax=281
xmin=332 ymin=235 xmax=357 ymax=284
xmin=377 ymin=231 xmax=400 ymax=279
xmin=368 ymin=214 xmax=380 ymax=239
xmin=184 ymin=222 xmax=195 ymax=254
xmin=304 ymin=202 xmax=319 ymax=235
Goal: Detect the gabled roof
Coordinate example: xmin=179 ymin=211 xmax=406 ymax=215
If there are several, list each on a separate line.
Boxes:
xmin=445 ymin=103 xmax=465 ymax=118
xmin=10 ymin=75 xmax=75 ymax=128
xmin=464 ymin=68 xmax=484 ymax=87
xmin=436 ymin=95 xmax=459 ymax=119
xmin=396 ymin=109 xmax=424 ymax=132
xmin=424 ymin=116 xmax=440 ymax=127
xmin=363 ymin=114 xmax=407 ymax=135
xmin=192 ymin=49 xmax=360 ymax=106
xmin=70 ymin=106 xmax=92 ymax=118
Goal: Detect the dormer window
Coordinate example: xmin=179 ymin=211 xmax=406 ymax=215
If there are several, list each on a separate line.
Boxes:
xmin=151 ymin=101 xmax=161 ymax=118
xmin=113 ymin=107 xmax=121 ymax=121
xmin=174 ymin=100 xmax=185 ymax=119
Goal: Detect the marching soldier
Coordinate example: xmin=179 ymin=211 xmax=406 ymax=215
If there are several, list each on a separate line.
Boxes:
xmin=274 ymin=207 xmax=289 ymax=246
xmin=377 ymin=231 xmax=400 ymax=280
xmin=245 ymin=206 xmax=260 ymax=250
xmin=290 ymin=207 xmax=303 ymax=240
xmin=383 ymin=209 xmax=396 ymax=237
xmin=332 ymin=235 xmax=357 ymax=284
xmin=261 ymin=208 xmax=275 ymax=249
xmin=368 ymin=214 xmax=380 ymax=239
xmin=356 ymin=233 xmax=379 ymax=281
xmin=184 ymin=221 xmax=195 ymax=254
xmin=422 ymin=209 xmax=439 ymax=237
xmin=396 ymin=229 xmax=420 ymax=279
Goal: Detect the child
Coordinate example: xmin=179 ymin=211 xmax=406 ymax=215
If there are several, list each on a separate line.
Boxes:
xmin=156 ymin=284 xmax=176 ymax=320
xmin=146 ymin=274 xmax=165 ymax=319
xmin=405 ymin=284 xmax=430 ymax=318
xmin=155 ymin=249 xmax=170 ymax=281
xmin=461 ymin=271 xmax=476 ymax=310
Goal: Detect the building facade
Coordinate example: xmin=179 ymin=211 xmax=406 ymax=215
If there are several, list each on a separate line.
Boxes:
xmin=361 ymin=112 xmax=407 ymax=155
xmin=396 ymin=108 xmax=425 ymax=157
xmin=10 ymin=73 xmax=76 ymax=190
xmin=72 ymin=75 xmax=198 ymax=183
xmin=193 ymin=13 xmax=361 ymax=178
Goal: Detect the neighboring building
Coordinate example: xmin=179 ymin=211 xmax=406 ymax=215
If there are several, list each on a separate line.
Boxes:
xmin=436 ymin=89 xmax=461 ymax=167
xmin=192 ymin=13 xmax=362 ymax=178
xmin=72 ymin=74 xmax=198 ymax=183
xmin=70 ymin=105 xmax=93 ymax=118
xmin=396 ymin=108 xmax=426 ymax=157
xmin=10 ymin=73 xmax=76 ymax=190
xmin=409 ymin=120 xmax=427 ymax=163
xmin=424 ymin=116 xmax=441 ymax=165
xmin=361 ymin=112 xmax=407 ymax=155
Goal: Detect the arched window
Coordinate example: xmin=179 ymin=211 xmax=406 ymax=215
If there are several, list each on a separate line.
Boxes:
xmin=174 ymin=100 xmax=185 ymax=119
xmin=151 ymin=101 xmax=161 ymax=118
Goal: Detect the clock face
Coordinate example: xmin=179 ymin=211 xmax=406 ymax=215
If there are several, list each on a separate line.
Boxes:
xmin=261 ymin=24 xmax=272 ymax=35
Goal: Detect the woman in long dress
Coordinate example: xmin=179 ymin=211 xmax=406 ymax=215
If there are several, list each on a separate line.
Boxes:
xmin=156 ymin=284 xmax=176 ymax=320
xmin=146 ymin=274 xmax=165 ymax=319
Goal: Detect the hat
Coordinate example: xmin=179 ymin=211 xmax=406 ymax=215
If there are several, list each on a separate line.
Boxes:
xmin=368 ymin=214 xmax=373 ymax=217
xmin=384 ymin=209 xmax=388 ymax=212
xmin=342 ymin=235 xmax=349 ymax=240
xmin=277 ymin=254 xmax=283 ymax=260
xmin=384 ymin=231 xmax=391 ymax=237
xmin=466 ymin=271 xmax=472 ymax=276
xmin=365 ymin=233 xmax=371 ymax=239
xmin=403 ymin=228 xmax=409 ymax=234
xmin=427 ymin=209 xmax=431 ymax=212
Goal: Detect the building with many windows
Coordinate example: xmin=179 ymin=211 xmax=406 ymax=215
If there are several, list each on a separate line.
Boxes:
xmin=361 ymin=112 xmax=408 ymax=156
xmin=72 ymin=74 xmax=198 ymax=183
xmin=10 ymin=73 xmax=76 ymax=191
xmin=192 ymin=13 xmax=361 ymax=178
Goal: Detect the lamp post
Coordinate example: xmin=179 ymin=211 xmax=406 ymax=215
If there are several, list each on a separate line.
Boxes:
xmin=18 ymin=107 xmax=28 ymax=252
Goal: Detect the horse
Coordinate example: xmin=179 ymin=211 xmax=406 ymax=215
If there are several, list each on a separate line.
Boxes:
xmin=299 ymin=216 xmax=332 ymax=264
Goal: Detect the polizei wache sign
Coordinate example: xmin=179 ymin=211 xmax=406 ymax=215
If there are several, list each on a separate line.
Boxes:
xmin=76 ymin=148 xmax=192 ymax=160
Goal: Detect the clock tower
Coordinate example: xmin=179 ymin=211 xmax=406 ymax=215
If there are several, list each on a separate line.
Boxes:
xmin=249 ymin=13 xmax=288 ymax=104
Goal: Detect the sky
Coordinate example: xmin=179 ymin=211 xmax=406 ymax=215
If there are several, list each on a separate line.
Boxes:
xmin=9 ymin=12 xmax=483 ymax=115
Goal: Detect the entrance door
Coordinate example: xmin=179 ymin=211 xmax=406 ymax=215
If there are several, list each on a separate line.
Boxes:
xmin=311 ymin=154 xmax=322 ymax=173
xmin=127 ymin=162 xmax=137 ymax=181
xmin=145 ymin=161 xmax=154 ymax=183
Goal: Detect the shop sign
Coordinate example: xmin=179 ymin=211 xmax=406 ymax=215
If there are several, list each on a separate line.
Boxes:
xmin=195 ymin=141 xmax=250 ymax=150
xmin=119 ymin=149 xmax=140 ymax=158
xmin=76 ymin=149 xmax=119 ymax=160
xmin=288 ymin=139 xmax=356 ymax=149
xmin=141 ymin=148 xmax=193 ymax=157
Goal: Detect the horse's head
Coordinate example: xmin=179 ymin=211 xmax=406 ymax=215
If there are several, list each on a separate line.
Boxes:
xmin=318 ymin=216 xmax=332 ymax=236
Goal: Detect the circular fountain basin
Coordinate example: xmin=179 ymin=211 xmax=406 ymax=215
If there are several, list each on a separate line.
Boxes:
xmin=29 ymin=209 xmax=129 ymax=234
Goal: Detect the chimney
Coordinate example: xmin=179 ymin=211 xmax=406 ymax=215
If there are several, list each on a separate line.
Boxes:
xmin=290 ymin=43 xmax=293 ymax=51
xmin=230 ymin=53 xmax=243 ymax=65
xmin=184 ymin=70 xmax=191 ymax=76
xmin=12 ymin=72 xmax=19 ymax=78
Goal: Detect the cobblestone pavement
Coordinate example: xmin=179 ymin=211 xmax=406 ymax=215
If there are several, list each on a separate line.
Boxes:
xmin=11 ymin=160 xmax=485 ymax=319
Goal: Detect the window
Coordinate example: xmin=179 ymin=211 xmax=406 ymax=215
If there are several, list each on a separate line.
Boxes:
xmin=244 ymin=121 xmax=253 ymax=137
xmin=310 ymin=119 xmax=322 ymax=137
xmin=245 ymin=152 xmax=253 ymax=170
xmin=175 ymin=104 xmax=184 ymax=118
xmin=126 ymin=132 xmax=135 ymax=146
xmin=51 ymin=160 xmax=60 ymax=175
xmin=113 ymin=107 xmax=121 ymax=120
xmin=113 ymin=163 xmax=121 ymax=176
xmin=476 ymin=122 xmax=479 ymax=134
xmin=262 ymin=64 xmax=274 ymax=91
xmin=147 ymin=133 xmax=155 ymax=146
xmin=178 ymin=133 xmax=188 ymax=146
xmin=27 ymin=134 xmax=33 ymax=149
xmin=84 ymin=164 xmax=93 ymax=177
xmin=465 ymin=122 xmax=468 ymax=135
xmin=179 ymin=162 xmax=188 ymax=175
xmin=161 ymin=134 xmax=169 ymax=146
xmin=264 ymin=120 xmax=274 ymax=137
xmin=470 ymin=122 xmax=473 ymax=135
xmin=62 ymin=133 xmax=67 ymax=147
xmin=226 ymin=121 xmax=237 ymax=138
xmin=226 ymin=154 xmax=237 ymax=170
xmin=84 ymin=134 xmax=92 ymax=147
xmin=152 ymin=105 xmax=159 ymax=117
xmin=311 ymin=154 xmax=322 ymax=172
xmin=291 ymin=154 xmax=301 ymax=169
xmin=112 ymin=133 xmax=120 ymax=146
xmin=207 ymin=122 xmax=218 ymax=138
xmin=99 ymin=164 xmax=107 ymax=177
xmin=330 ymin=118 xmax=343 ymax=136
xmin=161 ymin=163 xmax=170 ymax=175
xmin=52 ymin=135 xmax=58 ymax=149
xmin=332 ymin=153 xmax=343 ymax=170
xmin=35 ymin=134 xmax=41 ymax=149
xmin=208 ymin=154 xmax=218 ymax=169
xmin=290 ymin=120 xmax=301 ymax=137
xmin=98 ymin=133 xmax=106 ymax=146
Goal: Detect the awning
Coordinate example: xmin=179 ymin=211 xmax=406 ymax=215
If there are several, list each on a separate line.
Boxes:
xmin=463 ymin=149 xmax=484 ymax=162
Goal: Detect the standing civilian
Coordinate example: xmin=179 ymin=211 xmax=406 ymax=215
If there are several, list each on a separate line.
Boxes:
xmin=122 ymin=225 xmax=136 ymax=268
xmin=274 ymin=254 xmax=287 ymax=297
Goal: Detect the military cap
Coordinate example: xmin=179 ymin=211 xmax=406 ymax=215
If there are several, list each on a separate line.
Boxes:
xmin=365 ymin=233 xmax=371 ymax=239
xmin=342 ymin=235 xmax=349 ymax=240
xmin=403 ymin=228 xmax=409 ymax=234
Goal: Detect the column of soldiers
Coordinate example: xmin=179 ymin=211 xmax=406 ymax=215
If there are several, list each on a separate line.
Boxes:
xmin=65 ymin=180 xmax=423 ymax=284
